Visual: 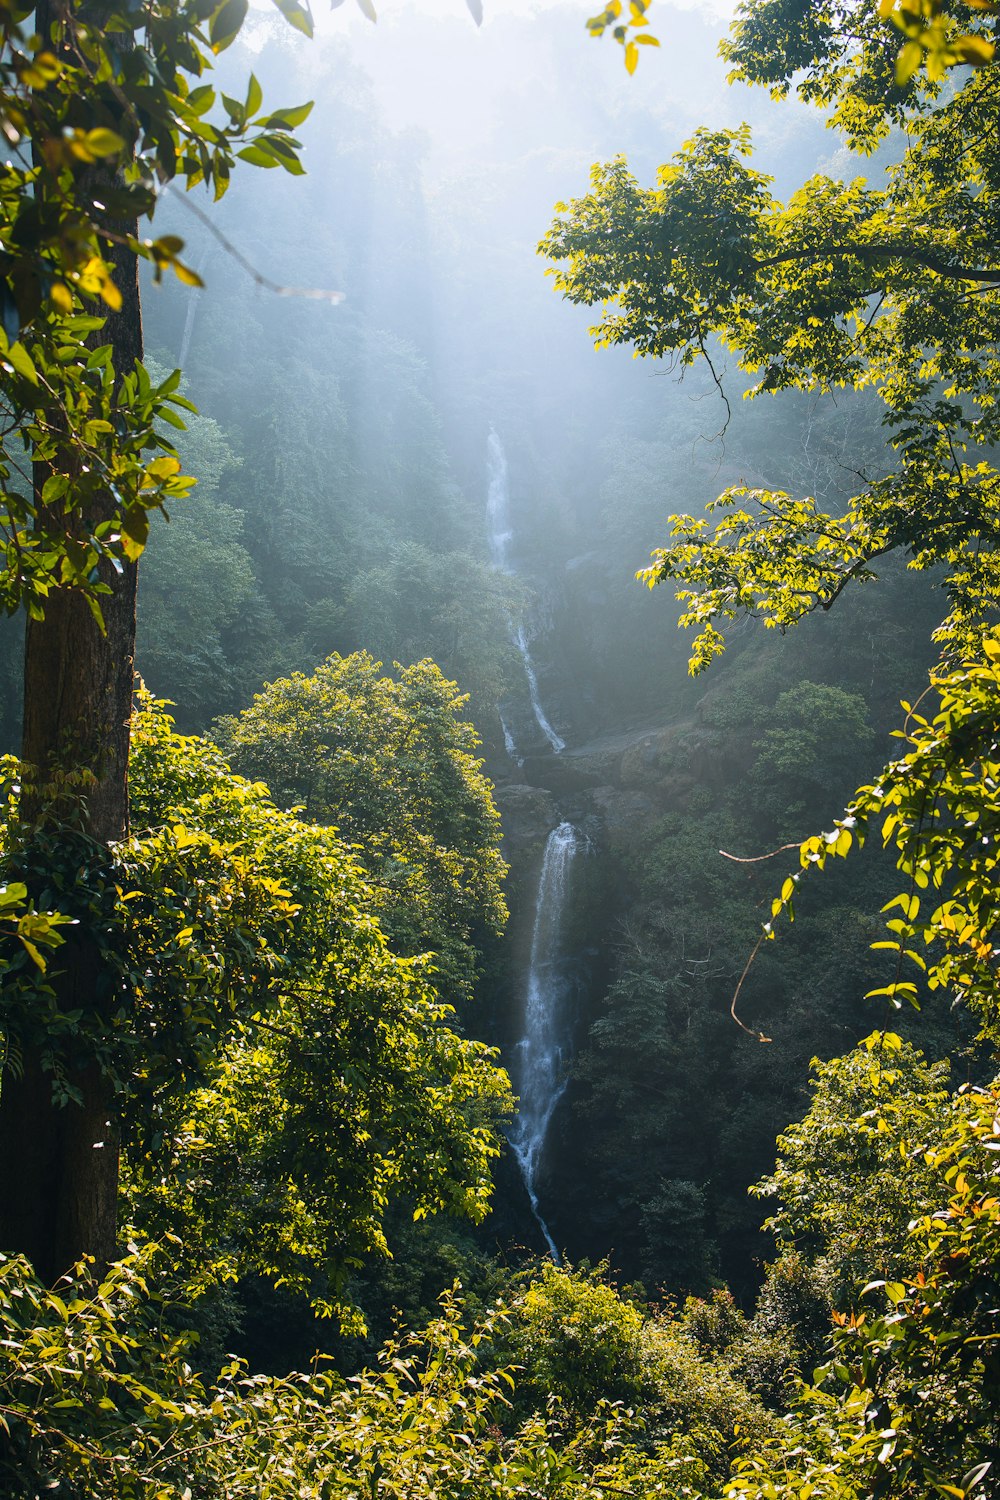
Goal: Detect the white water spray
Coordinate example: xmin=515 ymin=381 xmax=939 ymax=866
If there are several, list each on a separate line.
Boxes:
xmin=515 ymin=624 xmax=566 ymax=754
xmin=487 ymin=426 xmax=514 ymax=573
xmin=510 ymin=821 xmax=580 ymax=1260
xmin=177 ymin=250 xmax=210 ymax=367
xmin=178 ymin=286 xmax=201 ymax=368
xmin=487 ymin=427 xmax=565 ymax=756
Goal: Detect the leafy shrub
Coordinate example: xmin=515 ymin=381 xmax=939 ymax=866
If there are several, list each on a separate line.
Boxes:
xmin=0 ymin=1250 xmax=672 ymax=1500
xmin=636 ymin=1314 xmax=779 ymax=1486
xmin=503 ymin=1262 xmax=646 ymax=1417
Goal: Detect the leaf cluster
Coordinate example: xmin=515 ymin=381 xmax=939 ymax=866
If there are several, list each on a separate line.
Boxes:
xmin=0 ymin=0 xmax=313 ymax=620
xmin=0 ymin=1250 xmax=703 ymax=1500
xmin=542 ymin=41 xmax=1000 ymax=669
xmin=2 ymin=692 xmax=513 ymax=1315
xmin=213 ymin=652 xmax=509 ymax=1010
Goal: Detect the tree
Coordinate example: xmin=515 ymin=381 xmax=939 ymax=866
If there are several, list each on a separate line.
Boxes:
xmin=543 ymin=3 xmax=1000 ymax=1493
xmin=752 ymin=1032 xmax=955 ymax=1297
xmin=135 ymin=395 xmax=257 ymax=726
xmin=213 ymin=652 xmax=508 ymax=1010
xmin=728 ymin=1061 xmax=1000 ymax=1500
xmin=118 ymin=694 xmax=511 ymax=1321
xmin=542 ymin=2 xmax=999 ymax=656
xmin=0 ymin=0 xmax=315 ymax=1281
xmin=541 ymin=0 xmax=1000 ymax=1023
xmin=342 ymin=543 xmax=523 ymax=727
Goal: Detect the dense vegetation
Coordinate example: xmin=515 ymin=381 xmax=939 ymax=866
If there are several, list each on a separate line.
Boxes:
xmin=2 ymin=0 xmax=1000 ymax=1496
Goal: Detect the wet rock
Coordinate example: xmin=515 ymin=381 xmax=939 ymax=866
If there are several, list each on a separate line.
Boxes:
xmin=493 ymin=782 xmax=558 ymax=857
xmin=584 ymin=785 xmax=659 ymax=852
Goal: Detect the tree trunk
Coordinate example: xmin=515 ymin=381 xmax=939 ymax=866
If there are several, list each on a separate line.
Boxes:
xmin=0 ymin=547 xmax=138 ymax=1284
xmin=0 ymin=5 xmax=142 ymax=1281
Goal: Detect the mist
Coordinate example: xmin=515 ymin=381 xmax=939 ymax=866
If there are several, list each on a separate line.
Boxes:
xmin=0 ymin=0 xmax=952 ymax=1316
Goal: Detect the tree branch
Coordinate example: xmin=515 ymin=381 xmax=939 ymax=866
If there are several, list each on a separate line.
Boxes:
xmin=751 ymin=241 xmax=1000 ymax=284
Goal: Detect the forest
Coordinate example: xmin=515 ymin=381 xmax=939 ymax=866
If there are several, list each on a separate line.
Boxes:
xmin=0 ymin=0 xmax=999 ymax=1494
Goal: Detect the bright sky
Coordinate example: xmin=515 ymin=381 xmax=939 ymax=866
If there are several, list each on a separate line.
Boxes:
xmin=317 ymin=0 xmax=733 ymax=23
xmin=277 ymin=0 xmax=746 ymax=173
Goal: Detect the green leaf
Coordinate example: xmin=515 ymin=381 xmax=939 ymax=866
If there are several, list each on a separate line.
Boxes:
xmin=270 ymin=0 xmax=314 ymax=35
xmin=41 ymin=474 xmax=70 ymax=504
xmin=209 ymin=0 xmax=249 ymax=52
xmin=84 ymin=127 xmax=126 ymax=157
xmin=895 ymin=38 xmax=923 ymax=82
xmin=121 ymin=508 xmax=150 ymax=561
xmin=261 ymin=101 xmax=314 ymax=129
xmin=7 ymin=341 xmax=38 ymax=385
xmin=236 ymin=144 xmax=279 ymax=168
xmin=186 ymin=84 xmax=216 ymax=116
xmin=0 ymin=882 xmax=28 ymax=911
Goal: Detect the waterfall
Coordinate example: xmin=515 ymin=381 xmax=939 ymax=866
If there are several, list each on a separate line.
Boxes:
xmin=487 ymin=427 xmax=513 ymax=573
xmin=487 ymin=427 xmax=565 ymax=756
xmin=177 ymin=250 xmax=210 ymax=367
xmin=514 ymin=624 xmax=566 ymax=754
xmin=510 ymin=821 xmax=580 ymax=1260
xmin=499 ymin=708 xmax=520 ymax=764
xmin=178 ymin=285 xmax=201 ymax=368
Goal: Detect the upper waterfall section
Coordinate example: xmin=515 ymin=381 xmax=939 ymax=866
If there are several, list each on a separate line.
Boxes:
xmin=486 ymin=426 xmax=566 ymax=756
xmin=487 ymin=426 xmax=514 ymax=574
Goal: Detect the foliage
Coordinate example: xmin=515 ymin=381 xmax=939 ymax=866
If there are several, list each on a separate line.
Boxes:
xmin=503 ymin=1262 xmax=646 ymax=1417
xmin=566 ymin=661 xmax=902 ymax=1296
xmin=493 ymin=1262 xmax=781 ymax=1493
xmin=763 ymin=640 xmax=1000 ymax=1031
xmin=681 ymin=1285 xmax=804 ymax=1410
xmin=0 ymin=1250 xmax=696 ymax=1500
xmin=726 ymin=1078 xmax=1000 ymax=1500
xmin=881 ymin=0 xmax=997 ymax=82
xmin=636 ymin=1312 xmax=780 ymax=1488
xmin=544 ymin=0 xmax=1000 ymax=1342
xmin=342 ymin=541 xmax=524 ymax=726
xmin=753 ymin=1032 xmax=956 ymax=1293
xmin=585 ymin=0 xmax=660 ymax=74
xmin=1 ymin=693 xmax=511 ymax=1316
xmin=135 ymin=397 xmax=257 ymax=724
xmin=119 ymin=693 xmax=511 ymax=1317
xmin=213 ymin=652 xmax=508 ymax=1009
xmin=0 ymin=0 xmax=316 ymax=623
xmin=0 ymin=863 xmax=73 ymax=974
xmin=542 ymin=16 xmax=1000 ymax=672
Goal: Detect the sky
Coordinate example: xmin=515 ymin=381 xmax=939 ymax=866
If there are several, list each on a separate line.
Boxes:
xmin=254 ymin=0 xmax=758 ymax=189
xmin=316 ymin=0 xmax=735 ymax=26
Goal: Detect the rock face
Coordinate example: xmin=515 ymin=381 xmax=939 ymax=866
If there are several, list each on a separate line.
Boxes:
xmin=494 ymin=706 xmax=741 ymax=854
xmin=585 ymin=786 xmax=658 ymax=855
xmin=493 ymin=783 xmax=558 ymax=860
xmin=617 ymin=721 xmax=741 ymax=805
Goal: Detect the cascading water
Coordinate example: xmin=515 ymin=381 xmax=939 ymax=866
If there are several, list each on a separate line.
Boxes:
xmin=487 ymin=427 xmax=565 ymax=756
xmin=514 ymin=624 xmax=565 ymax=755
xmin=510 ymin=821 xmax=580 ymax=1260
xmin=487 ymin=426 xmax=513 ymax=573
xmin=177 ymin=250 xmax=209 ymax=367
xmin=177 ymin=284 xmax=201 ymax=368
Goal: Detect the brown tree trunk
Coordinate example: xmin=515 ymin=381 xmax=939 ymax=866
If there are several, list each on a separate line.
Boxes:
xmin=0 ymin=6 xmax=143 ymax=1281
xmin=0 ymin=550 xmax=138 ymax=1284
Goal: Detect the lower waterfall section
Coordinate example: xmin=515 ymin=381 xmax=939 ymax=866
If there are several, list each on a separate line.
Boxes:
xmin=509 ymin=821 xmax=580 ymax=1260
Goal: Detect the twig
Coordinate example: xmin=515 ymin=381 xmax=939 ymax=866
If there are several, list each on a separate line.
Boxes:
xmin=719 ymin=842 xmax=801 ymax=864
xmin=161 ymin=189 xmax=345 ymax=305
xmin=729 ymin=931 xmax=772 ymax=1043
